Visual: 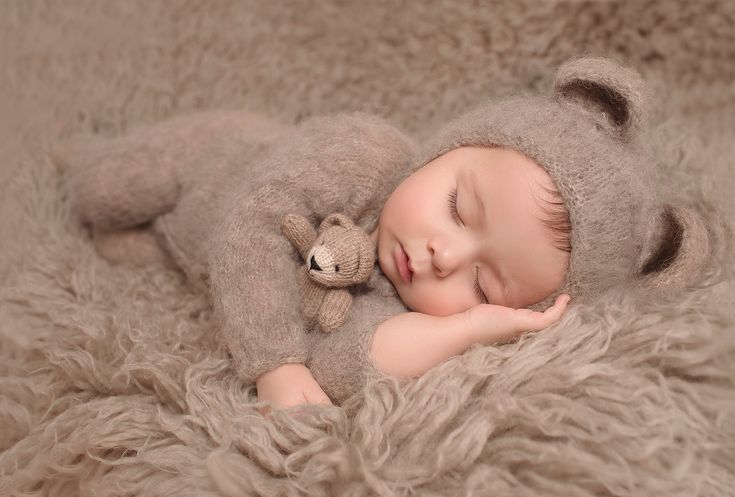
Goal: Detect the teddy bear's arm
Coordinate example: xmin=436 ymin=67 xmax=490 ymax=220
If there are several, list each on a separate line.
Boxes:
xmin=318 ymin=289 xmax=353 ymax=332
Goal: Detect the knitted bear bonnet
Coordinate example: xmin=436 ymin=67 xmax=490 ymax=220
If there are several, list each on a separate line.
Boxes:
xmin=418 ymin=56 xmax=711 ymax=312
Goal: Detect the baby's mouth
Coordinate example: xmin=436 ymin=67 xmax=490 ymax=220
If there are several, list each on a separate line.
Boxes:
xmin=395 ymin=244 xmax=414 ymax=285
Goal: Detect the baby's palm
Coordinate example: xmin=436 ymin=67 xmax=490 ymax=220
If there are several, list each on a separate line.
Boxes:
xmin=465 ymin=294 xmax=570 ymax=345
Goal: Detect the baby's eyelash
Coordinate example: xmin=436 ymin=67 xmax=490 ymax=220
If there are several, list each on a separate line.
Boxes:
xmin=448 ymin=186 xmax=462 ymax=225
xmin=473 ymin=267 xmax=489 ymax=304
xmin=449 ymin=186 xmax=487 ymax=304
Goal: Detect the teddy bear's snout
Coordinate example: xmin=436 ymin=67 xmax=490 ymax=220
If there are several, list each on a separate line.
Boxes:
xmin=309 ymin=255 xmax=322 ymax=271
xmin=308 ymin=245 xmax=337 ymax=275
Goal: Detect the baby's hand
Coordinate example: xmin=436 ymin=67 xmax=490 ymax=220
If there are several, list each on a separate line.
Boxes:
xmin=464 ymin=294 xmax=571 ymax=346
xmin=255 ymin=363 xmax=333 ymax=419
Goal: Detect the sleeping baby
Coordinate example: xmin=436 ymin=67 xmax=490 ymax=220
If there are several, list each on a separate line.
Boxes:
xmin=55 ymin=56 xmax=711 ymax=411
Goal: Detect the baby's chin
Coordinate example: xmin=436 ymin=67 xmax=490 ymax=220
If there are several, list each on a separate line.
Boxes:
xmin=396 ymin=288 xmax=419 ymax=312
xmin=394 ymin=284 xmax=459 ymax=316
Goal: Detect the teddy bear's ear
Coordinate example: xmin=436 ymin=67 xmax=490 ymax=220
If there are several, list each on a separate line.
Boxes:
xmin=554 ymin=56 xmax=648 ymax=141
xmin=319 ymin=213 xmax=355 ymax=232
xmin=637 ymin=205 xmax=710 ymax=295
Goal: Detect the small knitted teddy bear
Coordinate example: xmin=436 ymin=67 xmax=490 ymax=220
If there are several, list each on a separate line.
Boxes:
xmin=280 ymin=212 xmax=376 ymax=332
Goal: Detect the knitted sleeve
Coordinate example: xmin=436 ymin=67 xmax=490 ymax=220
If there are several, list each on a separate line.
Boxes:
xmin=209 ymin=179 xmax=307 ymax=384
xmin=306 ymin=280 xmax=411 ymax=405
xmin=207 ymin=112 xmax=417 ymax=385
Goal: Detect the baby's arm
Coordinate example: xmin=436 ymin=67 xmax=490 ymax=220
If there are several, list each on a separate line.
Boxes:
xmin=209 ymin=181 xmax=314 ymax=393
xmin=371 ymin=295 xmax=570 ymax=379
xmin=208 ymin=112 xmax=417 ymax=410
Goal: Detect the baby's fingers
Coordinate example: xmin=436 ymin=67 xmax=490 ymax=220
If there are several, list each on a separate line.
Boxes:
xmin=517 ymin=294 xmax=570 ymax=331
xmin=303 ymin=384 xmax=333 ymax=406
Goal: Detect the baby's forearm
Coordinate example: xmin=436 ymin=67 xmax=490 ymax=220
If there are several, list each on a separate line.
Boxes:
xmin=371 ymin=311 xmax=472 ymax=379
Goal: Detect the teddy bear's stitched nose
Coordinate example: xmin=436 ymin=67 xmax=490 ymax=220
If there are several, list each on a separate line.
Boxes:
xmin=309 ymin=255 xmax=322 ymax=271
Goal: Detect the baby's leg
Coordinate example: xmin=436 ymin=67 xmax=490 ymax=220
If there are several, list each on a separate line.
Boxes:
xmin=58 ymin=134 xmax=180 ymax=232
xmin=55 ymin=110 xmax=290 ymax=268
xmin=56 ymin=110 xmax=287 ymax=232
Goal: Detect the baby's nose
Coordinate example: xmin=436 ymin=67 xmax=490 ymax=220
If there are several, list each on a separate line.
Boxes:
xmin=429 ymin=239 xmax=471 ymax=277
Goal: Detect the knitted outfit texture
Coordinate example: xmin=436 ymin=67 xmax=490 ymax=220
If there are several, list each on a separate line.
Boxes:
xmin=206 ymin=114 xmax=417 ymax=403
xmin=62 ymin=57 xmax=710 ymax=405
xmin=65 ymin=110 xmax=418 ymax=405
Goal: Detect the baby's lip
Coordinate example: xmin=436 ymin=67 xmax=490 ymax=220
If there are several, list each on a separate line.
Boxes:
xmin=405 ymin=249 xmax=414 ymax=281
xmin=395 ymin=244 xmax=414 ymax=284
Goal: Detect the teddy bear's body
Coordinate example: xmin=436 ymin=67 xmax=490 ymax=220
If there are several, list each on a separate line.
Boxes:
xmin=280 ymin=212 xmax=376 ymax=332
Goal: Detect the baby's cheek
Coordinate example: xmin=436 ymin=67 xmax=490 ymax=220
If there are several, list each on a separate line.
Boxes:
xmin=403 ymin=286 xmax=472 ymax=317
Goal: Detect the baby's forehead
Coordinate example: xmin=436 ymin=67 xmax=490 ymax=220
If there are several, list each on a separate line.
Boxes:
xmin=459 ymin=147 xmax=559 ymax=204
xmin=457 ymin=148 xmax=570 ymax=247
xmin=452 ymin=146 xmax=548 ymax=180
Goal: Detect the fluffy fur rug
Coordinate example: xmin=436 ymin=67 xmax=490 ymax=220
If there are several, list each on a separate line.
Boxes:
xmin=1 ymin=1 xmax=734 ymax=496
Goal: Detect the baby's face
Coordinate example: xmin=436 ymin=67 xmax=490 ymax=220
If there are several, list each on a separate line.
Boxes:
xmin=373 ymin=146 xmax=569 ymax=315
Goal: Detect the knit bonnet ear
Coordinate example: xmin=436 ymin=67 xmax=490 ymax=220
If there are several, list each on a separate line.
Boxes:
xmin=554 ymin=56 xmax=648 ymax=140
xmin=637 ymin=205 xmax=711 ymax=294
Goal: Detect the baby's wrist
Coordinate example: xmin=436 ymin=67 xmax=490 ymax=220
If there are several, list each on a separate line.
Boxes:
xmin=256 ymin=362 xmax=309 ymax=386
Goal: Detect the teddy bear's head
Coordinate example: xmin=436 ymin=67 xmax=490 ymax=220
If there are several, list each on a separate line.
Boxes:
xmin=306 ymin=213 xmax=376 ymax=288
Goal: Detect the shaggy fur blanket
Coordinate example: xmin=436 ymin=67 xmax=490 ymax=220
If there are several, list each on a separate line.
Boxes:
xmin=1 ymin=1 xmax=733 ymax=496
